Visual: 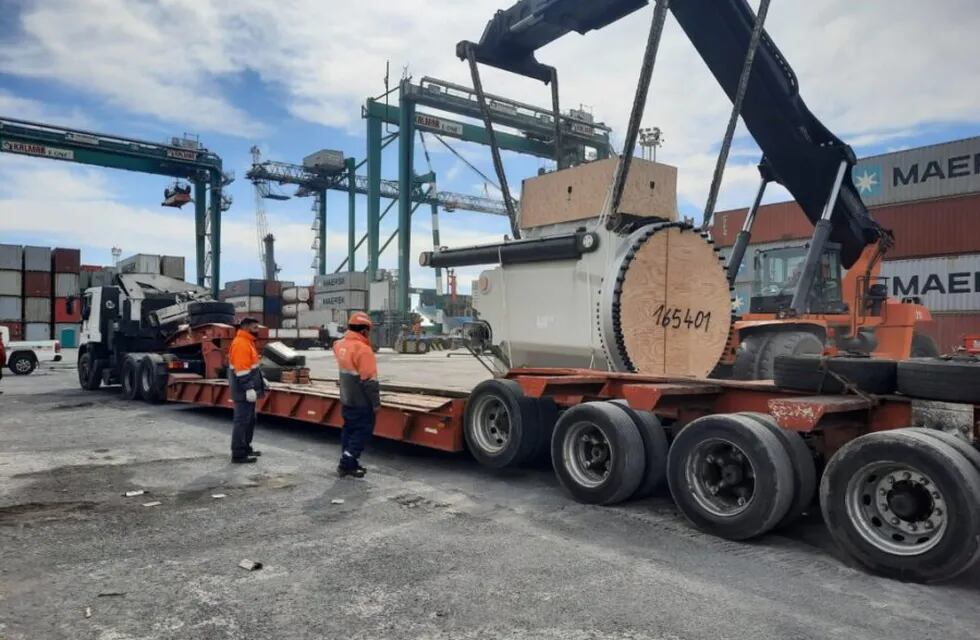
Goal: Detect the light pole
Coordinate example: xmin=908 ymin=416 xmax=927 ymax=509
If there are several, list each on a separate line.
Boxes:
xmin=638 ymin=126 xmax=664 ymax=162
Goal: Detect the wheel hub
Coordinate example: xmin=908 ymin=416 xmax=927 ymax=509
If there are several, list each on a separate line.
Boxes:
xmin=887 ymin=481 xmax=932 ymax=522
xmin=686 ymin=439 xmax=756 ymax=517
xmin=564 ymin=422 xmax=613 ymax=488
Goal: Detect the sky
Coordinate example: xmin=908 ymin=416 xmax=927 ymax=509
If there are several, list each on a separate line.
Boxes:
xmin=0 ymin=0 xmax=978 ymax=293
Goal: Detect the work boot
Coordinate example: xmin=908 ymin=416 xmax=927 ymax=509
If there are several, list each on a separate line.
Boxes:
xmin=232 ymin=456 xmax=258 ymax=464
xmin=248 ymin=449 xmax=262 ymax=457
xmin=337 ymin=464 xmax=366 ymax=478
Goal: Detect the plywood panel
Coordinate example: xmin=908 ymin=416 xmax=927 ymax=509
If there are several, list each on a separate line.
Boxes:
xmin=618 ymin=227 xmax=732 ymax=376
xmin=520 ymin=158 xmax=678 ymax=229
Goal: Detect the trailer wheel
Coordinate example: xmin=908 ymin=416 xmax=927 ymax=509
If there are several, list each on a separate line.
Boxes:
xmin=8 ymin=352 xmax=37 ymax=375
xmin=896 ymin=357 xmax=980 ymax=403
xmin=78 ymin=352 xmax=102 ymax=390
xmin=120 ymin=356 xmax=142 ymax=401
xmin=530 ymin=397 xmax=560 ymax=465
xmin=820 ymin=429 xmax=980 ymax=582
xmin=774 ymin=355 xmax=897 ymax=395
xmin=611 ymin=400 xmax=668 ymax=499
xmin=905 ymin=428 xmax=980 ymax=481
xmin=138 ymin=354 xmax=167 ymax=404
xmin=667 ymin=414 xmax=794 ymax=540
xmin=910 ymin=333 xmax=940 ymax=358
xmin=738 ymin=412 xmax=816 ymax=527
xmin=464 ymin=379 xmax=540 ymax=469
xmin=551 ymin=402 xmax=645 ymax=505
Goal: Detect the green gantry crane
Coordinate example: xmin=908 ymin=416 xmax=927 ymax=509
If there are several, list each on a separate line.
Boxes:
xmin=0 ymin=117 xmax=228 ymax=295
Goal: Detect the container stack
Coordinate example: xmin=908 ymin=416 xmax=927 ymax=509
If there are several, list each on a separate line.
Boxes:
xmin=116 ymin=253 xmax=186 ymax=279
xmin=222 ymin=279 xmax=267 ymax=326
xmin=79 ymin=264 xmax=119 ymax=289
xmin=313 ymin=271 xmax=368 ymax=318
xmin=23 ymin=246 xmax=52 ymax=341
xmin=281 ymin=285 xmax=312 ymax=329
xmin=52 ymin=248 xmax=82 ymax=347
xmin=264 ymin=280 xmax=284 ymax=329
xmin=0 ymin=245 xmax=24 ymax=341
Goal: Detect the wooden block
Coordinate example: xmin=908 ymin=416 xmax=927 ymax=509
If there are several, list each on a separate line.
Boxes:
xmin=519 ymin=158 xmax=678 ymax=229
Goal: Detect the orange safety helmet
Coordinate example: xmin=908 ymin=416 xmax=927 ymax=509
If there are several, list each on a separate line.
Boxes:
xmin=348 ymin=311 xmax=373 ymax=329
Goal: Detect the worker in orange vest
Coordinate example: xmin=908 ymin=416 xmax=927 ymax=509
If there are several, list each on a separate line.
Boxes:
xmin=333 ymin=311 xmax=380 ymax=478
xmin=228 ymin=317 xmax=266 ymax=463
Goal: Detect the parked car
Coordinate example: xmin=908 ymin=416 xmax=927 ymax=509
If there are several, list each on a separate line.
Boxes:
xmin=0 ymin=326 xmax=62 ymax=375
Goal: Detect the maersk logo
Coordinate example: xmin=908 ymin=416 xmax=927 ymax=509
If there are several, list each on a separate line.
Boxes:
xmin=853 ymin=165 xmax=882 ymax=197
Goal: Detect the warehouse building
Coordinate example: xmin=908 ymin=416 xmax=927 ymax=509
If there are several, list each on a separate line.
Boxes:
xmin=714 ymin=136 xmax=980 ymax=352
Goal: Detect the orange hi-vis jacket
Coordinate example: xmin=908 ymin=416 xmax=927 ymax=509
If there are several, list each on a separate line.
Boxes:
xmin=228 ymin=329 xmax=263 ymax=401
xmin=334 ymin=330 xmax=380 ymax=408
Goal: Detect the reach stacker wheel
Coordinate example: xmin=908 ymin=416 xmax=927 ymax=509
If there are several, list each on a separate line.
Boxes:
xmin=666 ymin=414 xmax=794 ymax=540
xmin=551 ymin=402 xmax=645 ymax=505
xmin=120 ymin=355 xmax=142 ymax=401
xmin=611 ymin=400 xmax=669 ymax=499
xmin=464 ymin=379 xmax=541 ymax=469
xmin=820 ymin=429 xmax=980 ymax=583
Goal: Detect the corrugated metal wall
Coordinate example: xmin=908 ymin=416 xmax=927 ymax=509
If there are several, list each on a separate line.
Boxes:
xmin=854 ymin=137 xmax=980 ymax=207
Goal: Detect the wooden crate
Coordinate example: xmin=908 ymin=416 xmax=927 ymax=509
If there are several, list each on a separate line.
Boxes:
xmin=519 ymin=158 xmax=678 ymax=229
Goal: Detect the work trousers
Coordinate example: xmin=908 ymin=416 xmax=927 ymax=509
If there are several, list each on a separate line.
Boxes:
xmin=340 ymin=405 xmax=376 ymax=469
xmin=231 ymin=400 xmax=257 ymax=459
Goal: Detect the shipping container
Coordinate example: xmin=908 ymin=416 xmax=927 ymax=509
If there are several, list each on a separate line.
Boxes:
xmin=264 ymin=280 xmax=282 ymax=297
xmin=224 ymin=279 xmax=266 ymax=297
xmin=24 ymin=322 xmax=51 ymax=341
xmin=0 ymin=270 xmax=21 ymax=297
xmin=54 ymin=297 xmax=82 ymax=323
xmin=0 ymin=296 xmax=22 ymax=321
xmin=160 ymin=255 xmax=186 ymax=280
xmin=24 ymin=297 xmax=51 ymax=323
xmin=54 ymin=273 xmax=80 ymax=297
xmin=23 ymin=246 xmax=52 ymax=272
xmin=226 ymin=296 xmax=264 ymax=313
xmin=281 ymin=318 xmax=298 ymax=329
xmin=879 ymin=254 xmax=980 ymax=312
xmin=282 ymin=302 xmax=311 ymax=318
xmin=282 ymin=287 xmax=311 ymax=303
xmin=0 ymin=245 xmax=23 ymax=271
xmin=711 ymin=202 xmax=811 ymax=247
xmin=853 ymin=136 xmax=980 ymax=207
xmin=314 ymin=271 xmax=368 ymax=293
xmin=265 ymin=296 xmax=283 ymax=317
xmin=118 ymin=253 xmax=161 ymax=274
xmin=297 ymin=308 xmax=345 ymax=328
xmin=1 ymin=321 xmax=24 ymax=341
xmin=55 ymin=323 xmax=80 ymax=348
xmin=302 ymin=149 xmax=345 ymax=171
xmin=369 ymin=279 xmax=397 ymax=311
xmin=80 ymin=264 xmax=102 ymax=272
xmin=23 ymin=271 xmax=52 ymax=297
xmin=89 ymin=269 xmax=118 ymax=288
xmin=52 ymin=248 xmax=81 ymax=273
xmin=313 ymin=290 xmax=367 ymax=311
xmin=918 ymin=312 xmax=980 ymax=354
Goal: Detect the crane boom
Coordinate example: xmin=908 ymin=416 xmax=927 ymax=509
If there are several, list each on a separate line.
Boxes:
xmin=460 ymin=0 xmax=881 ymax=268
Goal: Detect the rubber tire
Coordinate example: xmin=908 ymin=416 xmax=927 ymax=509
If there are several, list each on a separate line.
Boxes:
xmin=774 ymin=355 xmax=897 ymax=395
xmin=120 ymin=356 xmax=142 ymax=401
xmin=189 ymin=312 xmax=236 ymax=327
xmin=463 ymin=379 xmax=540 ymax=469
xmin=910 ymin=333 xmax=940 ymax=358
xmin=530 ymin=397 xmax=560 ymax=464
xmin=260 ymin=366 xmax=283 ymax=383
xmin=8 ymin=353 xmax=36 ymax=375
xmin=78 ymin=352 xmax=102 ymax=390
xmin=820 ymin=429 xmax=980 ymax=582
xmin=551 ymin=401 xmax=645 ymax=505
xmin=732 ymin=334 xmax=768 ymax=380
xmin=667 ymin=414 xmax=795 ymax=540
xmin=756 ymin=331 xmax=824 ymax=380
xmin=738 ymin=412 xmax=817 ymax=527
xmin=187 ymin=301 xmax=235 ymax=316
xmin=906 ymin=428 xmax=980 ymax=481
xmin=138 ymin=354 xmax=167 ymax=404
xmin=897 ymin=358 xmax=980 ymax=403
xmin=611 ymin=400 xmax=668 ymax=499
xmin=418 ymin=341 xmax=429 ymax=354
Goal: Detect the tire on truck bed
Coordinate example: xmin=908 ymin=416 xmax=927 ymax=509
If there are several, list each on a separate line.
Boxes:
xmin=774 ymin=354 xmax=897 ymax=395
xmin=896 ymin=357 xmax=980 ymax=403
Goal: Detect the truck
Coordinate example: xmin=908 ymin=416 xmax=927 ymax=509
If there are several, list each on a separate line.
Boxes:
xmin=0 ymin=325 xmax=62 ymax=375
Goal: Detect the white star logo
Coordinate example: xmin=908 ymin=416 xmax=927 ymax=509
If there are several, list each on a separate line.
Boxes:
xmin=855 ymin=169 xmax=879 ymax=195
xmin=732 ymin=295 xmax=745 ymax=312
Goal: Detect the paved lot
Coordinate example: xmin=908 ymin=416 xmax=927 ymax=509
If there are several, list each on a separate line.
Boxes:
xmin=1 ymin=356 xmax=979 ymax=640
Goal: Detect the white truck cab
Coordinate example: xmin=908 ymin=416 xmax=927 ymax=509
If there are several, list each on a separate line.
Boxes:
xmin=0 ymin=325 xmax=62 ymax=375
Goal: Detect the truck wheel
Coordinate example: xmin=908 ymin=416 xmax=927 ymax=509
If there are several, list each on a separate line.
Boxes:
xmin=551 ymin=402 xmax=645 ymax=505
xmin=611 ymin=400 xmax=668 ymax=499
xmin=138 ymin=354 xmax=168 ymax=404
xmin=820 ymin=429 xmax=980 ymax=582
xmin=464 ymin=379 xmax=540 ymax=469
xmin=78 ymin=352 xmax=102 ymax=390
xmin=732 ymin=334 xmax=768 ymax=380
xmin=737 ymin=412 xmax=816 ymax=527
xmin=8 ymin=353 xmax=36 ymax=375
xmin=756 ymin=331 xmax=823 ymax=380
xmin=910 ymin=333 xmax=940 ymax=358
xmin=905 ymin=428 xmax=980 ymax=480
xmin=121 ymin=356 xmax=142 ymax=401
xmin=896 ymin=357 xmax=980 ymax=403
xmin=774 ymin=355 xmax=897 ymax=395
xmin=667 ymin=414 xmax=794 ymax=540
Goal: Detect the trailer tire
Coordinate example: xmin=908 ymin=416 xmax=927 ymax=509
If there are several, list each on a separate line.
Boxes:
xmin=611 ymin=400 xmax=668 ymax=499
xmin=551 ymin=402 xmax=645 ymax=505
xmin=189 ymin=312 xmax=236 ymax=327
xmin=774 ymin=355 xmax=897 ymax=395
xmin=530 ymin=397 xmax=560 ymax=465
xmin=78 ymin=352 xmax=102 ymax=390
xmin=732 ymin=334 xmax=768 ymax=380
xmin=8 ymin=352 xmax=36 ymax=375
xmin=820 ymin=429 xmax=980 ymax=582
xmin=464 ymin=379 xmax=540 ymax=469
xmin=905 ymin=428 xmax=980 ymax=481
xmin=738 ymin=412 xmax=817 ymax=527
xmin=910 ymin=333 xmax=940 ymax=358
xmin=121 ymin=356 xmax=142 ymax=401
xmin=187 ymin=301 xmax=235 ymax=317
xmin=757 ymin=330 xmax=824 ymax=380
xmin=138 ymin=354 xmax=167 ymax=404
xmin=667 ymin=414 xmax=794 ymax=540
xmin=896 ymin=357 xmax=980 ymax=403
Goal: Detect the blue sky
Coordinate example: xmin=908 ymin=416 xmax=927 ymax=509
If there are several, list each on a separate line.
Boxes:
xmin=1 ymin=0 xmax=977 ymax=292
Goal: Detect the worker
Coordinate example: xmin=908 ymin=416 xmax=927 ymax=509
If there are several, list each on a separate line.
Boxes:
xmin=228 ymin=316 xmax=266 ymax=464
xmin=333 ymin=311 xmax=380 ymax=478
